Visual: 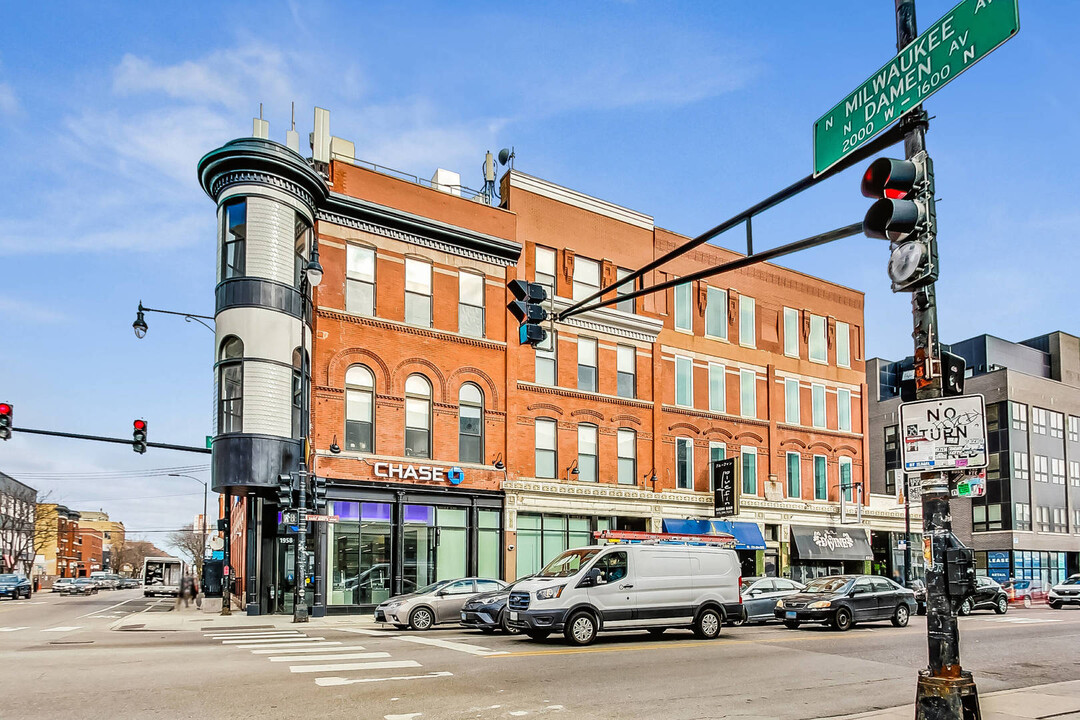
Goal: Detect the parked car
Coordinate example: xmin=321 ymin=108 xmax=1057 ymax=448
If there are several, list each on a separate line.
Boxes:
xmin=0 ymin=573 xmax=32 ymax=600
xmin=1048 ymin=574 xmax=1080 ymax=609
xmin=958 ymin=576 xmax=1009 ymax=615
xmin=374 ymin=578 xmax=507 ymax=631
xmin=51 ymin=577 xmax=76 ymax=593
xmin=119 ymin=577 xmax=141 ymax=589
xmin=90 ymin=572 xmax=118 ymax=590
xmin=737 ymin=577 xmax=806 ymax=624
xmin=507 ymin=543 xmax=742 ymax=646
xmin=63 ymin=578 xmax=99 ymax=596
xmin=911 ymin=579 xmax=928 ymax=615
xmin=460 ymin=576 xmax=535 ymax=634
xmin=775 ymin=574 xmax=916 ymax=631
xmin=1001 ymin=578 xmax=1048 ymax=608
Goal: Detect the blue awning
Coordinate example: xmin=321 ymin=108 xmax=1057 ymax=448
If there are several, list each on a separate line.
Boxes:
xmin=661 ymin=519 xmax=766 ymax=550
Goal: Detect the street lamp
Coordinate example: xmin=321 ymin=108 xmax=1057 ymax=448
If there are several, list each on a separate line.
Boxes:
xmin=132 ymin=301 xmax=215 ymax=338
xmin=168 ymin=473 xmax=208 ymax=576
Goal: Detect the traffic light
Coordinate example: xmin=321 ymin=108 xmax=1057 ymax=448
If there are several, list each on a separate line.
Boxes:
xmin=507 ymin=279 xmax=548 ymax=346
xmin=276 ymin=473 xmax=294 ymax=507
xmin=312 ymin=476 xmax=327 ymax=512
xmin=941 ymin=350 xmax=966 ymax=397
xmin=945 ymin=546 xmax=977 ymax=601
xmin=0 ymin=403 xmax=11 ymax=441
xmin=861 ymin=152 xmax=937 ymax=292
xmin=132 ymin=419 xmax=147 ymax=454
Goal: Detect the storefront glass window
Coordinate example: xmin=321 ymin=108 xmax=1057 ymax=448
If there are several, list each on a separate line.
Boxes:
xmin=327 ymin=501 xmax=391 ymax=606
xmin=478 ymin=510 xmax=501 ymax=579
xmin=517 ymin=514 xmax=543 ymax=579
xmin=516 ymin=513 xmax=611 ymax=579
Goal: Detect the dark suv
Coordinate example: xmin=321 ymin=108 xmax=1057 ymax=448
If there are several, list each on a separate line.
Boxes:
xmin=958 ymin=576 xmax=1009 ymax=615
xmin=0 ymin=574 xmax=32 ymax=600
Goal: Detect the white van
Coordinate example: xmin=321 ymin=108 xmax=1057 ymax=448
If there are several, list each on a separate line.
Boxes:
xmin=506 ymin=543 xmax=742 ymax=645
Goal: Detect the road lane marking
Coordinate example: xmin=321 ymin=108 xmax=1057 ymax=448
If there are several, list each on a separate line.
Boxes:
xmin=392 ymin=636 xmax=507 ymax=656
xmin=77 ymin=597 xmax=140 ymax=619
xmin=984 ymin=617 xmax=1063 ymax=624
xmin=337 ymin=627 xmax=398 ymax=636
xmin=235 ymin=640 xmax=334 ymax=649
xmin=269 ymin=652 xmax=391 ymax=662
xmin=289 ymin=660 xmax=421 ymax=674
xmin=221 ymin=636 xmax=324 ymax=645
xmin=41 ymin=626 xmax=82 ymax=633
xmin=0 ymin=627 xmax=29 ymax=632
xmin=208 ymin=632 xmax=305 ymax=639
xmin=250 ymin=643 xmax=347 ymax=654
xmin=314 ymin=671 xmax=452 ymax=686
xmin=206 ymin=629 xmax=296 ymax=636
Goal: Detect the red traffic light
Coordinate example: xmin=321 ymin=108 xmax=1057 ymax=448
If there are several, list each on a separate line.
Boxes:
xmin=861 ymin=157 xmax=919 ymax=200
xmin=0 ymin=403 xmax=10 ymax=416
xmin=133 ymin=419 xmax=147 ymax=430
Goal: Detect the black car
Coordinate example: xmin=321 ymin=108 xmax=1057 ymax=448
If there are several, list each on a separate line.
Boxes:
xmin=774 ymin=574 xmax=916 ymax=631
xmin=958 ymin=576 xmax=1009 ymax=615
xmin=64 ymin=578 xmax=99 ymax=596
xmin=460 ymin=576 xmax=533 ymax=634
xmin=0 ymin=573 xmax=32 ymax=600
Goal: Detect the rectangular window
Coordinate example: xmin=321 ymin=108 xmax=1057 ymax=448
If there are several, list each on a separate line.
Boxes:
xmin=617 ymin=429 xmax=636 ymax=485
xmin=615 ymin=268 xmax=635 ymax=313
xmin=577 ymin=337 xmax=597 ymax=393
xmin=809 ymin=315 xmax=826 ymax=363
xmin=1051 ymin=457 xmax=1065 ymax=485
xmin=578 ymin=425 xmax=598 ymax=483
xmin=784 ymin=379 xmax=800 ymax=425
xmin=1049 ymin=411 xmax=1064 ymax=439
xmin=786 ymin=452 xmax=801 ymax=498
xmin=572 ymin=257 xmax=600 ymax=301
xmin=783 ymin=307 xmax=799 ymax=357
xmin=458 ymin=271 xmax=485 ymax=338
xmin=1014 ymin=502 xmax=1031 ymax=531
xmin=1034 ymin=455 xmax=1049 ymax=483
xmin=706 ymin=287 xmax=727 ymax=339
xmin=674 ymin=281 xmax=692 ymax=332
xmin=708 ymin=363 xmax=726 ymax=413
xmin=1013 ymin=452 xmax=1029 ymax=481
xmin=1011 ymin=402 xmax=1028 ymax=431
xmin=836 ymin=321 xmax=850 ymax=367
xmin=709 ymin=443 xmax=726 ymax=490
xmin=811 ymin=384 xmax=826 ymax=428
xmin=1053 ymin=507 xmax=1067 ymax=533
xmin=1032 ymin=407 xmax=1048 ymax=435
xmin=535 ymin=246 xmax=556 ymax=295
xmin=741 ymin=447 xmax=757 ymax=495
xmin=1068 ymin=415 xmax=1080 ymax=443
xmin=840 ymin=457 xmax=853 ymax=502
xmin=404 ymin=258 xmax=432 ymax=327
xmin=346 ymin=244 xmax=376 ymax=316
xmin=1069 ymin=460 xmax=1080 ymax=487
xmin=534 ymin=419 xmax=557 ymax=479
xmin=616 ymin=345 xmax=636 ymax=399
xmin=837 ymin=388 xmax=852 ymax=432
xmin=739 ymin=295 xmax=755 ymax=347
xmin=1037 ymin=506 xmax=1051 ymax=533
xmin=814 ymin=455 xmax=827 ymax=500
xmin=740 ymin=369 xmax=756 ymax=418
xmin=676 ymin=438 xmax=694 ymax=490
xmin=675 ymin=356 xmax=693 ymax=407
xmin=221 ymin=199 xmax=246 ymax=281
xmin=535 ymin=330 xmax=555 ymax=386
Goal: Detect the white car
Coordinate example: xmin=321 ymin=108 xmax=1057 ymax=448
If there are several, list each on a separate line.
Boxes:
xmin=507 ymin=543 xmax=742 ymax=646
xmin=1048 ymin=574 xmax=1080 ymax=609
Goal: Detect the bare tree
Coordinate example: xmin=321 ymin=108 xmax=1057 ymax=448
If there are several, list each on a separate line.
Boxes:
xmin=1 ymin=487 xmax=51 ymax=576
xmin=167 ymin=524 xmax=207 ymax=578
xmin=111 ymin=538 xmax=170 ymax=577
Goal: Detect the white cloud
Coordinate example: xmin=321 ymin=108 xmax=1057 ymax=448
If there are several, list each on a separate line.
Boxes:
xmin=0 ymin=82 xmax=18 ymax=115
xmin=0 ymin=296 xmax=70 ymax=324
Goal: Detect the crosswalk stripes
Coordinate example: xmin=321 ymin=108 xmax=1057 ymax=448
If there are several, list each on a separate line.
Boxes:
xmin=984 ymin=616 xmax=1063 ymax=624
xmin=289 ymin=660 xmax=421 ymax=674
xmin=268 ymin=651 xmax=390 ymax=662
xmin=0 ymin=627 xmax=29 ymax=632
xmin=41 ymin=626 xmax=81 ymax=632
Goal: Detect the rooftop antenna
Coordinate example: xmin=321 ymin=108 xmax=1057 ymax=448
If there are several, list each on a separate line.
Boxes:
xmin=481 ymin=150 xmax=497 ymax=206
xmin=497 ymin=147 xmax=515 ymax=170
xmin=286 ymin=101 xmax=300 ymax=153
xmin=253 ymin=102 xmax=269 ymax=139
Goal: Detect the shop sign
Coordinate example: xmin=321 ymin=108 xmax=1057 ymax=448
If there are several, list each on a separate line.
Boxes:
xmin=712 ymin=458 xmax=739 ymax=517
xmin=373 ymin=462 xmax=465 ymax=485
xmin=811 ymin=529 xmax=856 ymax=551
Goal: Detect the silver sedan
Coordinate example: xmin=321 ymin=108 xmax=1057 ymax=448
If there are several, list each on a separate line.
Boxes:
xmin=375 ymin=577 xmax=507 ymax=630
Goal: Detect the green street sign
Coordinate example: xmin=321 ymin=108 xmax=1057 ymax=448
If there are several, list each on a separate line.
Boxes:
xmin=205 ymin=435 xmax=213 ymax=449
xmin=813 ymin=0 xmax=1019 ymax=176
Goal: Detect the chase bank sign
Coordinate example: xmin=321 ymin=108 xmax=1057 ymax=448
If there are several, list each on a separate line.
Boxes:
xmin=373 ymin=462 xmax=465 ymax=485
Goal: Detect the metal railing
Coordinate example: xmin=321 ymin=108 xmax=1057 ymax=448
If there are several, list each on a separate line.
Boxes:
xmin=330 ymin=153 xmax=492 ymax=204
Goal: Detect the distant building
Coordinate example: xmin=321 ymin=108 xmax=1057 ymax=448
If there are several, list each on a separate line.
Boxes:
xmin=868 ymin=331 xmax=1080 ymax=585
xmin=0 ymin=472 xmax=37 ymax=576
xmin=77 ymin=510 xmax=126 ymax=572
xmin=77 ymin=528 xmax=104 ymax=577
xmin=35 ymin=503 xmax=82 ymax=578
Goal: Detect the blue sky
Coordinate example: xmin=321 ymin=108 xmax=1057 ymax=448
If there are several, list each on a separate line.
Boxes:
xmin=0 ymin=1 xmax=1075 ymax=548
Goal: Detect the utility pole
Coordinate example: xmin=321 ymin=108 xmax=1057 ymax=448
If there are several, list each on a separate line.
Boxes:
xmin=904 ymin=474 xmax=912 ymax=586
xmin=895 ymin=1 xmax=980 ymax=718
xmin=221 ymin=488 xmax=231 ymax=616
xmin=293 ymin=464 xmax=309 ymax=623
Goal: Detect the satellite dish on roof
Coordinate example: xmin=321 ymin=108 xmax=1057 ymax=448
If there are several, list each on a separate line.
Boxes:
xmin=498 ymin=147 xmax=515 ymax=167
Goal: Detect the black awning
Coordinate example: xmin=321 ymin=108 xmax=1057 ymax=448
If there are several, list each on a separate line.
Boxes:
xmin=790 ymin=525 xmax=874 ymax=562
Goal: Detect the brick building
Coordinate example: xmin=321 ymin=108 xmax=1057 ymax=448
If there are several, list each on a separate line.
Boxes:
xmin=77 ymin=528 xmax=104 ymax=577
xmin=77 ymin=510 xmax=125 ymax=573
xmin=35 ymin=504 xmax=82 ymax=579
xmin=200 ymin=110 xmax=908 ymax=615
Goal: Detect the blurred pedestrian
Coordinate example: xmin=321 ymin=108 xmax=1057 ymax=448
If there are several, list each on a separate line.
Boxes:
xmin=177 ymin=574 xmax=196 ymax=609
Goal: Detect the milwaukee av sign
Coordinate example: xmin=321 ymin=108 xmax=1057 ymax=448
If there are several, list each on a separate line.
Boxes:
xmin=813 ymin=0 xmax=1019 ymax=175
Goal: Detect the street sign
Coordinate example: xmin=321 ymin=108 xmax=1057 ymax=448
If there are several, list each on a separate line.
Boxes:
xmin=205 ymin=435 xmax=212 ymax=449
xmin=712 ymin=458 xmax=739 ymax=517
xmin=303 ymin=514 xmax=339 ymax=523
xmin=899 ymin=394 xmax=988 ymax=471
xmin=813 ymin=0 xmax=1019 ymax=175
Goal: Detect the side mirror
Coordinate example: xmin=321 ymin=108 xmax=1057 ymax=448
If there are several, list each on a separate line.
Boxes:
xmin=579 ymin=567 xmax=602 ymax=588
xmin=436 ymin=590 xmax=448 ymax=596
xmin=849 ymin=588 xmax=859 ymax=596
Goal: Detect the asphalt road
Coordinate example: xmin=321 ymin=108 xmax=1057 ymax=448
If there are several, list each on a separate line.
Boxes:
xmin=1 ymin=597 xmax=1078 ymax=720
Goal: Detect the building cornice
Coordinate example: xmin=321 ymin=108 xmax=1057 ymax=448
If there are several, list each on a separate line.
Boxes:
xmin=197 ymin=138 xmax=329 ymax=213
xmin=552 ymin=297 xmax=664 ymax=343
xmin=515 ymin=381 xmax=654 ymax=410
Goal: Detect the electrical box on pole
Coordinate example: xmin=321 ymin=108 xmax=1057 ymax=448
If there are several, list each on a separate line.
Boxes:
xmin=861 ymin=153 xmax=938 ymax=292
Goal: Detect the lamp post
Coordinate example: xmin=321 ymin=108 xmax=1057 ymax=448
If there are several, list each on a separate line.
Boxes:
xmin=168 ymin=473 xmax=208 ymax=567
xmin=132 ymin=302 xmax=214 ymax=338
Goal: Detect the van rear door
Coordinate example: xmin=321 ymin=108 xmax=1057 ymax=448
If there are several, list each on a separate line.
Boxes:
xmin=633 ymin=548 xmax=693 ymax=625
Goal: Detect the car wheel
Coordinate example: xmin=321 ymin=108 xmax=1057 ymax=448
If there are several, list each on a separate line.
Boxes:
xmin=500 ymin=611 xmax=520 ymax=635
xmin=892 ymin=604 xmax=910 ymax=628
xmin=958 ymin=598 xmax=972 ymax=616
xmin=693 ymin=608 xmax=722 ymax=639
xmin=1049 ymin=601 xmax=1062 ymax=610
xmin=995 ymin=597 xmax=1008 ymax=614
xmin=409 ymin=607 xmax=434 ymax=631
xmin=647 ymin=628 xmax=665 ymax=637
xmin=1023 ymin=596 xmax=1032 ymax=609
xmin=832 ymin=607 xmax=853 ymax=632
xmin=564 ymin=611 xmax=598 ymax=646
xmin=526 ymin=630 xmax=550 ymax=641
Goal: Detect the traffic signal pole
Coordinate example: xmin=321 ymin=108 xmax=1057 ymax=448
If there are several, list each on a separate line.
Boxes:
xmin=896 ymin=1 xmax=981 ymax=718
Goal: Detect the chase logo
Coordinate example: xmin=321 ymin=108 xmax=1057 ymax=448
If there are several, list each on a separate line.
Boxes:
xmin=447 ymin=467 xmax=465 ymax=485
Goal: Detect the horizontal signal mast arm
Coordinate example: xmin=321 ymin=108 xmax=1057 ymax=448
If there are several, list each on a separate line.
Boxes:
xmin=557 ymin=222 xmax=864 ymax=320
xmin=13 ymin=427 xmax=211 ymax=454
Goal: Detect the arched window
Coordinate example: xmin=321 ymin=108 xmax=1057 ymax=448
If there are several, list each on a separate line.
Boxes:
xmin=345 ymin=365 xmax=375 ymax=452
xmin=458 ymin=383 xmax=484 ymax=463
xmin=218 ymin=336 xmax=244 ymax=434
xmin=404 ymin=375 xmax=432 ymax=459
xmin=291 ymin=348 xmax=306 ymax=440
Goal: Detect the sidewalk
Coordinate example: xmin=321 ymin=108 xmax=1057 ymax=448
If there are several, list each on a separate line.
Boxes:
xmin=830 ymin=679 xmax=1080 ymax=720
xmin=111 ymin=600 xmax=382 ymax=633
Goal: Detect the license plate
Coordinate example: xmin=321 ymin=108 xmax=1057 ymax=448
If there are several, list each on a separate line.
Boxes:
xmin=786 ymin=611 xmax=797 ymax=619
xmin=509 ymin=611 xmax=519 ymax=621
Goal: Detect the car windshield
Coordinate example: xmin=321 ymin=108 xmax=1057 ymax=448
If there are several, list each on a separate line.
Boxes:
xmin=413 ymin=581 xmax=451 ymax=595
xmin=75 ymin=579 xmax=92 ymax=584
xmin=741 ymin=577 xmax=761 ymax=592
xmin=1062 ymin=576 xmax=1080 ymax=586
xmin=804 ymin=577 xmax=853 ymax=594
xmin=0 ymin=574 xmax=17 ymax=582
xmin=1004 ymin=580 xmax=1029 ymax=589
xmin=538 ymin=549 xmax=601 ymax=578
